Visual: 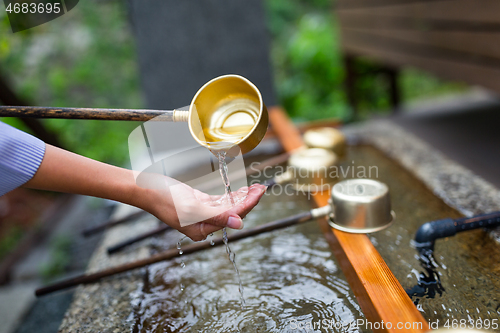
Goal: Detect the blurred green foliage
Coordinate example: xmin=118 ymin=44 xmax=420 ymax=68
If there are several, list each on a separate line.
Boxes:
xmin=0 ymin=0 xmax=142 ymax=165
xmin=0 ymin=0 xmax=467 ymax=165
xmin=264 ymin=0 xmax=467 ymax=121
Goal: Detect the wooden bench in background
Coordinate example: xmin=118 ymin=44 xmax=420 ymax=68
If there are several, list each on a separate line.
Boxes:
xmin=337 ymin=0 xmax=500 ymax=112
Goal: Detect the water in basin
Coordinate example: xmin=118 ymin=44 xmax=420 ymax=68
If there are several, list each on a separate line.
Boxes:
xmin=130 ymin=158 xmax=365 ymax=332
xmin=345 ymin=146 xmax=500 ymax=324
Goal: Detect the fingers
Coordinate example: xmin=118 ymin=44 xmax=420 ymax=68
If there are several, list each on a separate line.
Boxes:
xmin=178 ymin=222 xmax=209 ymax=242
xmin=198 ymin=220 xmax=238 ymax=238
xmin=181 ymin=218 xmax=234 ymax=241
xmin=179 ymin=183 xmax=267 ymax=241
xmin=227 ymin=215 xmax=244 ymax=229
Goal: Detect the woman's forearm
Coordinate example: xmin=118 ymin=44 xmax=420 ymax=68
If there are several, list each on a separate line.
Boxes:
xmin=23 ymin=144 xmax=152 ymax=210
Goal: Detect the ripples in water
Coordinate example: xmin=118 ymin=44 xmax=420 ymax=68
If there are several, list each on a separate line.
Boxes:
xmin=132 ymin=231 xmax=364 ymax=333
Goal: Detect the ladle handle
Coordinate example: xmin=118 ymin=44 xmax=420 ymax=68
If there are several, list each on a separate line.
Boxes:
xmin=262 ymin=178 xmax=276 ymax=188
xmin=35 ymin=210 xmax=316 ymax=296
xmin=82 ymin=210 xmax=148 ymax=237
xmin=0 ymin=106 xmax=190 ymax=122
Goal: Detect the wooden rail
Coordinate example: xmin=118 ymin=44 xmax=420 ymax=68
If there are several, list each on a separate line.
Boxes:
xmin=0 ymin=106 xmax=172 ymax=121
xmin=35 ymin=211 xmax=314 ymax=296
xmin=268 ymin=107 xmax=429 ymax=333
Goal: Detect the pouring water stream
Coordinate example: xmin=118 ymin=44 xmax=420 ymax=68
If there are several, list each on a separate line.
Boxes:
xmin=216 ymin=150 xmax=246 ymax=308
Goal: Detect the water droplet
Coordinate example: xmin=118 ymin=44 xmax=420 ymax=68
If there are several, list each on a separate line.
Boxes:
xmin=181 ymin=262 xmax=185 ymax=268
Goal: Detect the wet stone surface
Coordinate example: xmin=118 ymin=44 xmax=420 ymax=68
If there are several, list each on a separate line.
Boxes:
xmin=345 ymin=120 xmax=500 ymax=325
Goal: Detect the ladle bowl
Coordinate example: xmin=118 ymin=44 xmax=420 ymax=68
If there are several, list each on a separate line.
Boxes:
xmin=188 ymin=74 xmax=269 ymax=155
xmin=329 ymin=179 xmax=394 ymax=233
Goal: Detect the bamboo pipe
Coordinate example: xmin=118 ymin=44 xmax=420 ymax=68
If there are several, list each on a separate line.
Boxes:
xmin=0 ymin=75 xmax=269 ymax=157
xmin=81 ymin=151 xmax=291 ymax=237
xmin=36 ymin=209 xmax=325 ymax=296
xmin=0 ymin=106 xmax=188 ymax=122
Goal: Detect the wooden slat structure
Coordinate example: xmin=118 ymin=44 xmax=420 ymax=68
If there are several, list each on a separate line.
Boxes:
xmin=337 ymin=0 xmax=500 ymax=97
xmin=269 ymin=107 xmax=429 ymax=333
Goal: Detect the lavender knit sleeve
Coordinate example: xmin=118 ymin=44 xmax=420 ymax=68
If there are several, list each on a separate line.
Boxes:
xmin=0 ymin=121 xmax=46 ymax=196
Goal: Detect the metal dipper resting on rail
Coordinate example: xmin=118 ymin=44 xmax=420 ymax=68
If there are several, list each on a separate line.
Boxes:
xmin=303 ymin=127 xmax=346 ymax=157
xmin=0 ymin=74 xmax=269 ymax=156
xmin=414 ymin=210 xmax=500 ymax=252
